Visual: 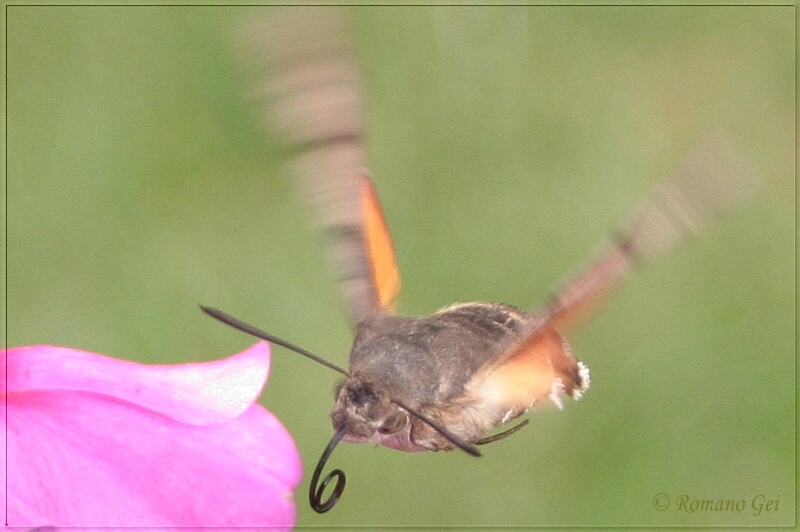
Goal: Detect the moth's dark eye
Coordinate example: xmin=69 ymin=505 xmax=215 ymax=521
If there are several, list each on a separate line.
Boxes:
xmin=378 ymin=411 xmax=409 ymax=434
xmin=350 ymin=382 xmax=377 ymax=406
xmin=353 ymin=389 xmax=374 ymax=406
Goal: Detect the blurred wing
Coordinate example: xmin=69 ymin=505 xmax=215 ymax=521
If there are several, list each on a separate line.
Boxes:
xmin=541 ymin=136 xmax=753 ymax=331
xmin=238 ymin=7 xmax=399 ymax=322
xmin=467 ymin=137 xmax=752 ymax=415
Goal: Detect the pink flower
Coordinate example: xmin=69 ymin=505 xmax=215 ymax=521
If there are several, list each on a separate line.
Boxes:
xmin=3 ymin=342 xmax=301 ymax=530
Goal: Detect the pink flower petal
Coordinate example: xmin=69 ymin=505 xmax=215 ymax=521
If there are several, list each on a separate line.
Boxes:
xmin=3 ymin=344 xmax=302 ymax=529
xmin=6 ymin=343 xmax=272 ymax=425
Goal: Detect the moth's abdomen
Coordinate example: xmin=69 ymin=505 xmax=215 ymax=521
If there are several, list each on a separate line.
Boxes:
xmin=408 ymin=325 xmax=589 ymax=451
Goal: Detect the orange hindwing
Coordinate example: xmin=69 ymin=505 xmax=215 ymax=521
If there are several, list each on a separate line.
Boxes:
xmin=361 ymin=176 xmax=401 ymax=311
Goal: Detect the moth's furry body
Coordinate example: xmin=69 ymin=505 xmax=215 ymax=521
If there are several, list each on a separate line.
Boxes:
xmin=333 ymin=302 xmax=589 ymax=451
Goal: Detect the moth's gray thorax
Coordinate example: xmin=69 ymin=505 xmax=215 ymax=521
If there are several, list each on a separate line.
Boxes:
xmin=346 ymin=302 xmax=531 ymax=408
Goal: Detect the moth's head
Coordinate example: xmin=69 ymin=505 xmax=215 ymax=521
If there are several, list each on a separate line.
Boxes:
xmin=332 ymin=376 xmax=420 ymax=451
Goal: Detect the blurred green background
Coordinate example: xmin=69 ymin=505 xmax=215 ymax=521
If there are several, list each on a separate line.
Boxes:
xmin=6 ymin=5 xmax=793 ymax=528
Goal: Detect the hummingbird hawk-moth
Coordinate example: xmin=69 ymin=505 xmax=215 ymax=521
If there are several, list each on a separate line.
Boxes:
xmin=205 ymin=7 xmax=750 ymax=513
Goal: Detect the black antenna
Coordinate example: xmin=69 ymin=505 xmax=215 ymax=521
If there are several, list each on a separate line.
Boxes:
xmin=200 ymin=304 xmax=484 ymax=513
xmin=200 ymin=305 xmax=483 ymax=455
xmin=200 ymin=305 xmax=349 ymax=377
xmin=392 ymin=398 xmax=481 ymax=457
